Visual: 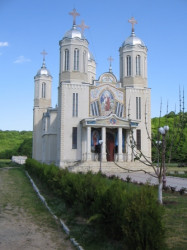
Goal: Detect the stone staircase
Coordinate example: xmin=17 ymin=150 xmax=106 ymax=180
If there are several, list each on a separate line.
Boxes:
xmin=68 ymin=161 xmax=154 ymax=174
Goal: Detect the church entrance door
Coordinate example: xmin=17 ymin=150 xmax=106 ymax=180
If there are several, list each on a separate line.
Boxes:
xmin=106 ymin=131 xmax=115 ymax=161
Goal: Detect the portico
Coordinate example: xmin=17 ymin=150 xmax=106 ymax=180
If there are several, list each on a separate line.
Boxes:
xmin=81 ymin=114 xmax=139 ymax=163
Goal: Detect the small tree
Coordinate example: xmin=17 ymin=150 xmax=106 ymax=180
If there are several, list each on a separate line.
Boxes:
xmin=115 ymin=89 xmax=186 ymax=204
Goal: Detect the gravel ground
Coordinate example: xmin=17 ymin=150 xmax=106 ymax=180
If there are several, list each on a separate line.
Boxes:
xmin=0 ymin=168 xmax=74 ymax=250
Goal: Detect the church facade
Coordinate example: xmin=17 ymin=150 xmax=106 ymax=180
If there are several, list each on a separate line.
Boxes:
xmin=32 ymin=9 xmax=151 ymax=168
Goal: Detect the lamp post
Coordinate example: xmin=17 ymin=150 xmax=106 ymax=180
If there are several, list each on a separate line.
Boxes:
xmin=99 ymin=140 xmax=103 ymax=172
xmin=159 ymin=126 xmax=169 ymax=188
xmin=155 ymin=140 xmax=162 ymax=175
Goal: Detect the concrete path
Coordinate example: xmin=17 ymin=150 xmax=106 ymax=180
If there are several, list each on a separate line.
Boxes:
xmin=107 ymin=172 xmax=187 ymax=191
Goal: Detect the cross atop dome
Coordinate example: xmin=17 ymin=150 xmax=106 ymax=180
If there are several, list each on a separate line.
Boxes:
xmin=40 ymin=49 xmax=48 ymax=67
xmin=128 ymin=17 xmax=137 ymax=33
xmin=108 ymin=56 xmax=114 ymax=72
xmin=78 ymin=20 xmax=89 ymax=34
xmin=69 ymin=8 xmax=80 ymax=26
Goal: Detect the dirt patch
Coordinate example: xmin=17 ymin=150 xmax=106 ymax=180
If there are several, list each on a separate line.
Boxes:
xmin=0 ymin=168 xmax=74 ymax=250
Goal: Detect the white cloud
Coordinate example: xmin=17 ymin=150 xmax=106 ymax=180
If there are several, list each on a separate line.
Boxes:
xmin=14 ymin=56 xmax=31 ymax=64
xmin=0 ymin=42 xmax=9 ymax=47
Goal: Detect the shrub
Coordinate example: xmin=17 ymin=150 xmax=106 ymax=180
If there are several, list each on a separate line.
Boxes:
xmin=122 ymin=186 xmax=166 ymax=249
xmin=25 ymin=159 xmax=166 ymax=249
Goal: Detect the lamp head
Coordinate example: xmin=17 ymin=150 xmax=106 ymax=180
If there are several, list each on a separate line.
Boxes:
xmin=159 ymin=127 xmax=165 ymax=135
xmin=164 ymin=125 xmax=169 ymax=131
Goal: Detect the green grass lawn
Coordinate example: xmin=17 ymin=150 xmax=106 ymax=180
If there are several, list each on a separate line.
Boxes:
xmin=163 ymin=192 xmax=187 ymax=249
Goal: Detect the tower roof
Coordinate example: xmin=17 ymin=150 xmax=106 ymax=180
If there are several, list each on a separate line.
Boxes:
xmin=63 ymin=8 xmax=88 ymax=40
xmin=123 ymin=32 xmax=145 ymax=47
xmin=36 ymin=50 xmax=51 ymax=77
xmin=63 ymin=25 xmax=85 ymax=39
xmin=122 ymin=17 xmax=146 ymax=47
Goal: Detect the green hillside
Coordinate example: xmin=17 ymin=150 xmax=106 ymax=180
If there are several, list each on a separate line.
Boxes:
xmin=0 ymin=130 xmax=32 ymax=159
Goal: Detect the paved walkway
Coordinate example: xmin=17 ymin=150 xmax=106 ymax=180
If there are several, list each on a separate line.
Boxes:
xmin=107 ymin=172 xmax=187 ymax=191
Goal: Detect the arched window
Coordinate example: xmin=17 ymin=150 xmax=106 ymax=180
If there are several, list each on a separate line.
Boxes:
xmin=136 ymin=55 xmax=141 ymax=76
xmin=74 ymin=48 xmax=79 ymax=71
xmin=42 ymin=82 xmax=46 ymax=98
xmin=64 ymin=49 xmax=69 ymax=71
xmin=83 ymin=51 xmax=86 ymax=72
xmin=126 ymin=56 xmax=131 ymax=76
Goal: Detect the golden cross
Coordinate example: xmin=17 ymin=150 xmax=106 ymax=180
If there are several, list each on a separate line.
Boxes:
xmin=128 ymin=17 xmax=137 ymax=32
xmin=69 ymin=8 xmax=80 ymax=25
xmin=108 ymin=56 xmax=114 ymax=67
xmin=77 ymin=20 xmax=89 ymax=34
xmin=40 ymin=50 xmax=48 ymax=61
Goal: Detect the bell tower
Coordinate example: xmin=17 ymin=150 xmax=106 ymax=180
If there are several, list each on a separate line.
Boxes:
xmin=32 ymin=51 xmax=52 ymax=161
xmin=119 ymin=17 xmax=148 ymax=88
xmin=59 ymin=8 xmax=96 ymax=84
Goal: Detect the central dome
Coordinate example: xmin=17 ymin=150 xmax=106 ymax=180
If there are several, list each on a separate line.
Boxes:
xmin=63 ymin=25 xmax=85 ymax=39
xmin=123 ymin=32 xmax=145 ymax=47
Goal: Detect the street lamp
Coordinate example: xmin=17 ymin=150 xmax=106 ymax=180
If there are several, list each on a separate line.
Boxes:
xmin=155 ymin=140 xmax=162 ymax=175
xmin=99 ymin=140 xmax=103 ymax=172
xmin=159 ymin=126 xmax=169 ymax=188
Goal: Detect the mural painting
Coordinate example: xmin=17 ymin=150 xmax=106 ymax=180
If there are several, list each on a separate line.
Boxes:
xmin=100 ymin=90 xmax=114 ymax=115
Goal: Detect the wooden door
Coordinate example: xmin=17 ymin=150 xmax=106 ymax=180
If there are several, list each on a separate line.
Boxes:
xmin=106 ymin=133 xmax=115 ymax=161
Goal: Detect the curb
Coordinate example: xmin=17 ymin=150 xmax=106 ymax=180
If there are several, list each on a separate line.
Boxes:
xmin=25 ymin=171 xmax=84 ymax=250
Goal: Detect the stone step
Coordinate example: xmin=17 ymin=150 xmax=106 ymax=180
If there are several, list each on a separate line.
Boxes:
xmin=68 ymin=161 xmax=154 ymax=174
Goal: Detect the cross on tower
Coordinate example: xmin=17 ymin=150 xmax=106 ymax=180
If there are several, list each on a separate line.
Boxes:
xmin=107 ymin=56 xmax=114 ymax=72
xmin=69 ymin=8 xmax=80 ymax=25
xmin=128 ymin=17 xmax=137 ymax=33
xmin=40 ymin=50 xmax=48 ymax=67
xmin=77 ymin=20 xmax=89 ymax=34
xmin=41 ymin=49 xmax=48 ymax=60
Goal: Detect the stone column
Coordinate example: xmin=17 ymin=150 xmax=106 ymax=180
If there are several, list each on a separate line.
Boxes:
xmin=118 ymin=127 xmax=123 ymax=162
xmin=126 ymin=130 xmax=131 ymax=162
xmin=131 ymin=129 xmax=135 ymax=162
xmin=87 ymin=126 xmax=91 ymax=161
xmin=101 ymin=127 xmax=107 ymax=161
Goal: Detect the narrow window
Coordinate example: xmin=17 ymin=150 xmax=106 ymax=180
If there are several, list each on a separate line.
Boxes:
xmin=136 ymin=97 xmax=141 ymax=119
xmin=119 ymin=104 xmax=123 ymax=117
xmin=139 ymin=97 xmax=141 ymax=119
xmin=83 ymin=51 xmax=86 ymax=72
xmin=91 ymin=103 xmax=94 ymax=116
xmin=136 ymin=129 xmax=141 ymax=150
xmin=73 ymin=93 xmax=78 ymax=117
xmin=115 ymin=102 xmax=119 ymax=116
xmin=91 ymin=101 xmax=99 ymax=116
xmin=72 ymin=127 xmax=77 ymax=149
xmin=74 ymin=48 xmax=79 ymax=71
xmin=136 ymin=55 xmax=141 ymax=76
xmin=126 ymin=56 xmax=131 ymax=76
xmin=76 ymin=93 xmax=78 ymax=116
xmin=120 ymin=56 xmax=123 ymax=78
xmin=64 ymin=49 xmax=69 ymax=71
xmin=42 ymin=82 xmax=46 ymax=98
xmin=115 ymin=102 xmax=124 ymax=117
xmin=96 ymin=101 xmax=99 ymax=116
xmin=136 ymin=97 xmax=138 ymax=119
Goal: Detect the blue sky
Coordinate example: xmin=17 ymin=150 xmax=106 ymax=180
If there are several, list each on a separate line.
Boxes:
xmin=0 ymin=0 xmax=186 ymax=131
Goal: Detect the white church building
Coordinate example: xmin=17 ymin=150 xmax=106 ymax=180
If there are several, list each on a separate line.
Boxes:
xmin=32 ymin=9 xmax=151 ymax=169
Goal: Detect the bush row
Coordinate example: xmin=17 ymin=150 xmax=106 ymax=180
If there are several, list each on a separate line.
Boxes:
xmin=25 ymin=159 xmax=166 ymax=249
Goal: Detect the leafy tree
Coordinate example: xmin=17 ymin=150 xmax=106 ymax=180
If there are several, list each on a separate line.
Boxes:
xmin=0 ymin=130 xmax=32 ymax=159
xmin=18 ymin=138 xmax=32 ymax=158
